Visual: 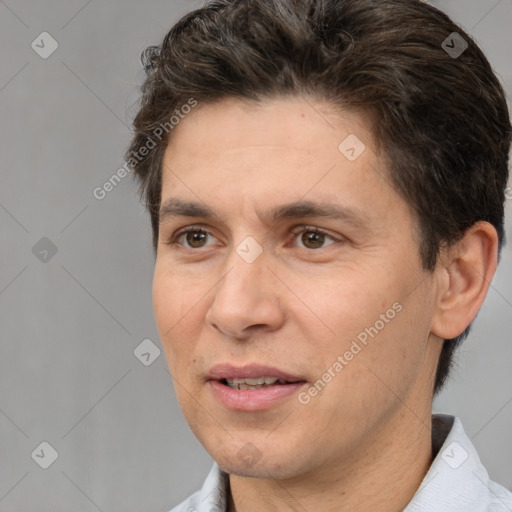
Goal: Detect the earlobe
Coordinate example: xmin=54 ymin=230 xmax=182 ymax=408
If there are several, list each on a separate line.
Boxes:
xmin=430 ymin=221 xmax=498 ymax=340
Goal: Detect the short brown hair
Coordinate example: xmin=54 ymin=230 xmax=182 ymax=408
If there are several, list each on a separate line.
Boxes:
xmin=126 ymin=0 xmax=511 ymax=396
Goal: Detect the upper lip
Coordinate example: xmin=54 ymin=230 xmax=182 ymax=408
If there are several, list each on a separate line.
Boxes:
xmin=207 ymin=363 xmax=307 ymax=383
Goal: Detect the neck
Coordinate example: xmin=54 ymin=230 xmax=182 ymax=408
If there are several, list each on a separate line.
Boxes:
xmin=227 ymin=407 xmax=433 ymax=512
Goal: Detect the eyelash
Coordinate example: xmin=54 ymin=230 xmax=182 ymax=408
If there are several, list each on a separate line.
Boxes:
xmin=165 ymin=224 xmax=341 ymax=250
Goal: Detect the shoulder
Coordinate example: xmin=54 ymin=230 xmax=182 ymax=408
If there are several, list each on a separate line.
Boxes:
xmin=406 ymin=414 xmax=512 ymax=511
xmin=487 ymin=480 xmax=512 ymax=511
xmin=168 ymin=489 xmax=202 ymax=512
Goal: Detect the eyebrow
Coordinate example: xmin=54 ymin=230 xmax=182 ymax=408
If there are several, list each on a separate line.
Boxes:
xmin=158 ymin=198 xmax=370 ymax=229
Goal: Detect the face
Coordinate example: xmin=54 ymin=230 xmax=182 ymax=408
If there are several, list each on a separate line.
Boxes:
xmin=153 ymin=96 xmax=443 ymax=480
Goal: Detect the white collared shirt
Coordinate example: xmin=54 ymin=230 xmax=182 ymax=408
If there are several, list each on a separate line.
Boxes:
xmin=169 ymin=414 xmax=512 ymax=511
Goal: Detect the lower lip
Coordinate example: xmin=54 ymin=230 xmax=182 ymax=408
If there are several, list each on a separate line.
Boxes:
xmin=208 ymin=380 xmax=307 ymax=411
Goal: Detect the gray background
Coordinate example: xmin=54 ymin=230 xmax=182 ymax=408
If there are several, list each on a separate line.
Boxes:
xmin=0 ymin=0 xmax=511 ymax=510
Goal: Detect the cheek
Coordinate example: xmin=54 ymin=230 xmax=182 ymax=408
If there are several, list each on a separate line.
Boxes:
xmin=338 ymin=289 xmax=432 ymax=402
xmin=300 ymin=264 xmax=428 ymax=381
xmin=153 ymin=264 xmax=196 ymax=326
xmin=152 ymin=266 xmax=202 ymax=368
xmin=296 ymin=268 xmax=399 ymax=341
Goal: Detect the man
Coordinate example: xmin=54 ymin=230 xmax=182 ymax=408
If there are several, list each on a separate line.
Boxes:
xmin=126 ymin=0 xmax=512 ymax=510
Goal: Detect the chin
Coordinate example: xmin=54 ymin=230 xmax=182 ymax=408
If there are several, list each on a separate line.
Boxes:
xmin=210 ymin=442 xmax=309 ymax=480
xmin=220 ymin=459 xmax=297 ymax=479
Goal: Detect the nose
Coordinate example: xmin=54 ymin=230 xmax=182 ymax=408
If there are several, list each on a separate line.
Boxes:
xmin=205 ymin=250 xmax=285 ymax=340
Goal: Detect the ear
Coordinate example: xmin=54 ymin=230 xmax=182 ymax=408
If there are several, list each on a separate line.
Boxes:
xmin=430 ymin=221 xmax=499 ymax=340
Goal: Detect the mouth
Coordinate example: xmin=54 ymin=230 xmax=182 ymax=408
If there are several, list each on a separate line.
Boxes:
xmin=206 ymin=363 xmax=308 ymax=411
xmin=219 ymin=377 xmax=305 ymax=390
xmin=207 ymin=363 xmax=307 ymax=387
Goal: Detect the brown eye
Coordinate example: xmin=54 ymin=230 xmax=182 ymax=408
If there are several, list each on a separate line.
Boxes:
xmin=292 ymin=227 xmax=338 ymax=250
xmin=185 ymin=230 xmax=209 ymax=248
xmin=167 ymin=227 xmax=216 ymax=249
xmin=301 ymin=230 xmax=325 ymax=249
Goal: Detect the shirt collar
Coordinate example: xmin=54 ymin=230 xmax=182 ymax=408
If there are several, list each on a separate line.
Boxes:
xmin=404 ymin=414 xmax=510 ymax=511
xmin=173 ymin=414 xmax=510 ymax=512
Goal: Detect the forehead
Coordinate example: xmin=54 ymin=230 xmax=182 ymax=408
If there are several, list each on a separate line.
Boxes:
xmin=158 ymin=96 xmax=413 ymax=231
xmin=161 ymin=96 xmax=376 ymax=190
xmin=164 ymin=96 xmax=372 ymax=160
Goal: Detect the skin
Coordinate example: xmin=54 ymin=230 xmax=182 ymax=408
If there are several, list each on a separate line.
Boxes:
xmin=152 ymin=96 xmax=498 ymax=512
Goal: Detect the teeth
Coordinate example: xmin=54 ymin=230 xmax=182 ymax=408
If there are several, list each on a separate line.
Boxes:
xmin=227 ymin=377 xmax=280 ymax=385
xmin=225 ymin=377 xmax=287 ymax=389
